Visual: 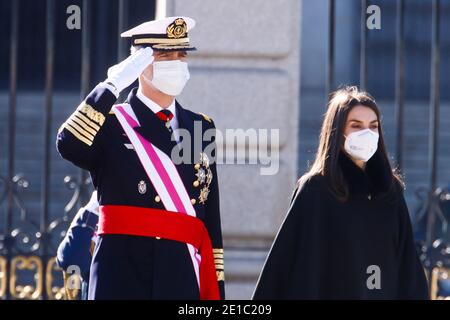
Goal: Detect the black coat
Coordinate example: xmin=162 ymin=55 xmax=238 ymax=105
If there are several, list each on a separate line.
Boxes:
xmin=253 ymin=152 xmax=429 ymax=299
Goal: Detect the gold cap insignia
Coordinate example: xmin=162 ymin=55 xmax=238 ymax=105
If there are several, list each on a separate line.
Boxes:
xmin=167 ymin=18 xmax=187 ymax=39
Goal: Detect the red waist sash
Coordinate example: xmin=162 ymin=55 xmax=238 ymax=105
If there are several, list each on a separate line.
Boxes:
xmin=98 ymin=205 xmax=220 ymax=300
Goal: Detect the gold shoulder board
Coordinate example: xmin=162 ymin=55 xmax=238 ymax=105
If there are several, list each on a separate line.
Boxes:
xmin=199 ymin=112 xmax=212 ymax=123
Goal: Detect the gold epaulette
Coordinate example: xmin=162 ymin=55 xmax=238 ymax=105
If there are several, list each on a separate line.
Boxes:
xmin=199 ymin=112 xmax=212 ymax=123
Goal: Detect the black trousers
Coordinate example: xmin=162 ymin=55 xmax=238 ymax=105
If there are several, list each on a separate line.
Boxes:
xmin=88 ymin=234 xmax=199 ymax=299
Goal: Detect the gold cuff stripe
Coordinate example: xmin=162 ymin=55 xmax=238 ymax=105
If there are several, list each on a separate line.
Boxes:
xmin=213 ymin=249 xmax=223 ymax=253
xmin=216 ymin=271 xmax=225 ymax=282
xmin=66 ymin=119 xmax=95 ymax=141
xmin=215 ymin=265 xmax=224 ymax=271
xmin=134 ymin=37 xmax=189 ymax=45
xmin=71 ymin=115 xmax=98 ymax=136
xmin=214 ymin=259 xmax=224 ymax=264
xmin=213 ymin=253 xmax=223 ymax=257
xmin=65 ymin=123 xmax=93 ymax=146
xmin=74 ymin=112 xmax=101 ymax=131
xmin=77 ymin=103 xmax=105 ymax=126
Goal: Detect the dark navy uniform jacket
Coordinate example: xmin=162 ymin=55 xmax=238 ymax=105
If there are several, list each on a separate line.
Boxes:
xmin=56 ymin=208 xmax=98 ymax=300
xmin=56 ymin=84 xmax=225 ymax=299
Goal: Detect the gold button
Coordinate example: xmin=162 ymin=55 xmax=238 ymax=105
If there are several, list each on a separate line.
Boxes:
xmin=194 ymin=163 xmax=201 ymax=170
xmin=191 ymin=198 xmax=197 ymax=205
xmin=155 ymin=195 xmax=161 ymax=203
xmin=193 ymin=180 xmax=200 ymax=187
xmin=156 ymin=236 xmax=161 ymax=240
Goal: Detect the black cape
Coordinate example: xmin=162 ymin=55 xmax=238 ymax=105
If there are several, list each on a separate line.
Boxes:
xmin=253 ymin=152 xmax=429 ymax=299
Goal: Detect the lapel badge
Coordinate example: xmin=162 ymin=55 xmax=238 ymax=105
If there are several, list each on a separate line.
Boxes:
xmin=199 ymin=186 xmax=210 ymax=204
xmin=196 ymin=168 xmax=206 ymax=184
xmin=199 ymin=152 xmax=210 ymax=168
xmin=138 ymin=180 xmax=147 ymax=194
xmin=206 ymin=168 xmax=213 ymax=185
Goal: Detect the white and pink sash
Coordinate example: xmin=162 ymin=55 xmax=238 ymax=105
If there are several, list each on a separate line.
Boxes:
xmin=112 ymin=104 xmax=201 ymax=288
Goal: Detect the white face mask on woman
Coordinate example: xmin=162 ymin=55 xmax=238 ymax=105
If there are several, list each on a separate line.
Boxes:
xmin=143 ymin=60 xmax=190 ymax=96
xmin=344 ymin=128 xmax=379 ymax=162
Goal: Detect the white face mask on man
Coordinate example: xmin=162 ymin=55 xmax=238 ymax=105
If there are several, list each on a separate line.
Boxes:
xmin=143 ymin=60 xmax=190 ymax=96
xmin=344 ymin=128 xmax=379 ymax=162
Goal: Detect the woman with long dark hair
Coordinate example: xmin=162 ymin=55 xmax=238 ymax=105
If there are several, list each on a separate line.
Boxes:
xmin=253 ymin=86 xmax=429 ymax=299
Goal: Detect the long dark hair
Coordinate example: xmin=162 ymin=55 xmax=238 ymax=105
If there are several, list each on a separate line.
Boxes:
xmin=298 ymin=86 xmax=403 ymax=202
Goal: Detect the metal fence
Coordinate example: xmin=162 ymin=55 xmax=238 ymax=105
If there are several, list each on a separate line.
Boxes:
xmin=0 ymin=0 xmax=154 ymax=300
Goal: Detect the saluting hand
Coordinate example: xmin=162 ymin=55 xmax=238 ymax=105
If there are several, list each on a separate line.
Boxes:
xmin=106 ymin=47 xmax=154 ymax=94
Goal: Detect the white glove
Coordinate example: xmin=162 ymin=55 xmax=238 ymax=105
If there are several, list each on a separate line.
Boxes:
xmin=105 ymin=47 xmax=154 ymax=94
xmin=83 ymin=190 xmax=99 ymax=215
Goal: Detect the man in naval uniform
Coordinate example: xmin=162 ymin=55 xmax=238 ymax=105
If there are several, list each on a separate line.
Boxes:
xmin=56 ymin=16 xmax=225 ymax=300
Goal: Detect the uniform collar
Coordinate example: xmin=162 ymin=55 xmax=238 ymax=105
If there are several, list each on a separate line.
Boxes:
xmin=126 ymin=88 xmax=178 ymax=156
xmin=136 ymin=88 xmax=176 ymax=116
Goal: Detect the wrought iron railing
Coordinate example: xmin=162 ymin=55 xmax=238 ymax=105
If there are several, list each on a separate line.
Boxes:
xmin=0 ymin=0 xmax=148 ymax=300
